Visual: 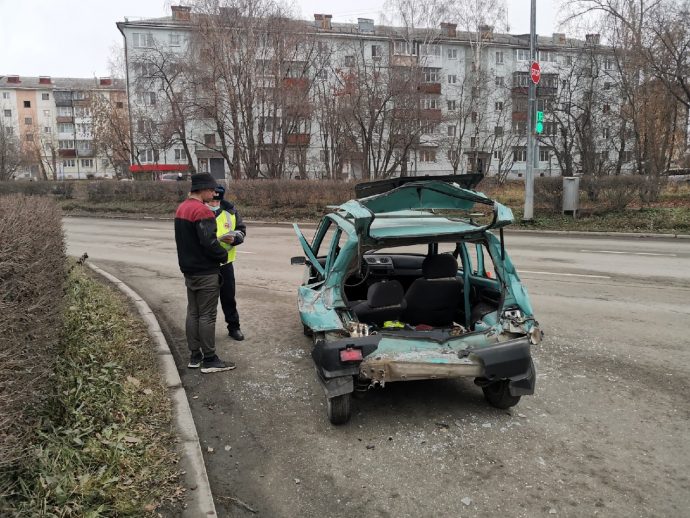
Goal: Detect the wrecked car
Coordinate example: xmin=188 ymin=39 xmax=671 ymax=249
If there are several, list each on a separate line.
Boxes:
xmin=291 ymin=175 xmax=541 ymax=424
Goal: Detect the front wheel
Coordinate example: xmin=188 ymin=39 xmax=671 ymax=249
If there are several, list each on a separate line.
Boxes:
xmin=326 ymin=393 xmax=351 ymax=425
xmin=482 ymin=380 xmax=521 ymax=409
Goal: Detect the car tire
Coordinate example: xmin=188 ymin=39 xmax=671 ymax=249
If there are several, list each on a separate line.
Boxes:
xmin=482 ymin=380 xmax=521 ymax=409
xmin=327 ymin=393 xmax=351 ymax=425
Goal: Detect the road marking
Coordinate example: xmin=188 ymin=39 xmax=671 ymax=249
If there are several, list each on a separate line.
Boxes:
xmin=521 ymin=270 xmax=611 ymax=279
xmin=580 ymin=249 xmax=676 ymax=257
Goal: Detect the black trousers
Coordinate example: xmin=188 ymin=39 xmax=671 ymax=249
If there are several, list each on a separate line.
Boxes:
xmin=184 ymin=273 xmax=220 ymax=357
xmin=219 ymin=262 xmax=240 ymax=331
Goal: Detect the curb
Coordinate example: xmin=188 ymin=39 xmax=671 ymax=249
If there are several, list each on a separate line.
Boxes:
xmin=87 ymin=262 xmax=217 ymax=518
xmin=63 ymin=213 xmax=689 ymax=238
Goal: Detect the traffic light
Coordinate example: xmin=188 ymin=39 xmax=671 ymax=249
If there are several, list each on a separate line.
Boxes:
xmin=535 ymin=111 xmax=544 ymax=134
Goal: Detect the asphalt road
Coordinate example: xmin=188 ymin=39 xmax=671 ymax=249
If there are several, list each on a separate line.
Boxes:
xmin=64 ymin=217 xmax=690 ymax=518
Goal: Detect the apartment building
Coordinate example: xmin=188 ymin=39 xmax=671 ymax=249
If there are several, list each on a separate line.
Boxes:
xmin=0 ymin=75 xmax=127 ymax=180
xmin=117 ymin=6 xmax=629 ymax=180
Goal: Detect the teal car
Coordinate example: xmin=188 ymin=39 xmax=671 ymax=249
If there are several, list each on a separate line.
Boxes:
xmin=292 ymin=175 xmax=541 ymax=424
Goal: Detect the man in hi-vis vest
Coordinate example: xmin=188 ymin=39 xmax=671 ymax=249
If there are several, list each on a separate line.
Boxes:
xmin=207 ymin=185 xmax=247 ymax=341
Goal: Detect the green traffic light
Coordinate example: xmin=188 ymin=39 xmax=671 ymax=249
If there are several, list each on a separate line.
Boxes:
xmin=536 ymin=111 xmax=544 ymax=134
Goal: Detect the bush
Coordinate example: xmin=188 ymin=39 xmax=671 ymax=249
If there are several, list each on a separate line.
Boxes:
xmin=534 ymin=177 xmax=564 ymax=212
xmin=0 ymin=195 xmax=66 ymax=483
xmin=582 ymin=176 xmax=646 ymax=211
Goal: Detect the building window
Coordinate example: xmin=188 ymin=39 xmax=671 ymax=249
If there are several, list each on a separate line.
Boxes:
xmin=138 ymin=149 xmax=157 ymax=162
xmin=170 ymin=33 xmax=181 ymax=46
xmin=394 ymin=41 xmax=416 ymax=56
xmin=539 ymin=147 xmax=551 ymax=161
xmin=344 ymin=55 xmax=355 ymax=67
xmin=447 ymin=74 xmax=457 ymax=84
xmin=4 ymin=127 xmax=12 ymax=135
xmin=371 ymin=45 xmax=382 ymax=59
xmin=58 ymin=123 xmax=74 ymax=133
xmin=447 ymin=48 xmax=458 ymax=59
xmin=600 ymin=150 xmax=610 ymax=161
xmin=81 ymin=159 xmax=93 ymax=168
xmin=603 ymin=57 xmax=613 ymax=70
xmin=496 ymin=51 xmax=504 ymax=64
xmin=539 ymin=51 xmax=557 ymax=62
xmin=622 ymin=150 xmax=634 ymax=162
xmin=72 ymin=91 xmax=86 ymax=101
xmin=495 ymin=126 xmax=504 ymax=137
xmin=495 ymin=76 xmax=504 ymax=87
xmin=63 ymin=159 xmax=75 ymax=168
xmin=513 ymin=146 xmax=527 ymax=161
xmin=471 ymin=112 xmax=478 ymax=123
xmin=470 ymin=136 xmax=477 ymax=148
xmin=25 ymin=133 xmax=33 ymax=142
xmin=603 ymin=127 xmax=610 ymax=139
xmin=42 ymin=93 xmax=49 ymax=100
xmin=25 ymin=117 xmax=32 ymax=125
xmin=44 ymin=127 xmax=51 ymax=133
xmin=447 ymin=149 xmax=460 ymax=162
xmin=204 ymin=134 xmax=216 ymax=146
xmin=419 ymin=149 xmax=436 ymax=162
xmin=420 ymin=44 xmax=441 ymax=57
xmin=174 ymin=148 xmax=186 ymax=160
xmin=422 ymin=68 xmax=440 ymax=83
xmin=420 ymin=122 xmax=439 ymax=134
xmin=544 ymin=122 xmax=557 ymax=135
xmin=116 ymin=101 xmax=124 ymax=109
xmin=198 ymin=158 xmax=209 ymax=173
xmin=513 ymin=121 xmax=527 ymax=135
xmin=516 ymin=49 xmax=530 ymax=61
xmin=493 ymin=150 xmax=503 ymax=160
xmin=3 ymin=109 xmax=10 ymax=117
xmin=133 ymin=33 xmax=154 ymax=48
xmin=58 ymin=140 xmax=74 ymax=149
xmin=447 ymin=125 xmax=456 ymax=137
xmin=23 ymin=100 xmax=31 ymax=108
xmin=471 ymin=86 xmax=480 ymax=96
xmin=422 ymin=98 xmax=440 ymax=109
xmin=447 ymin=100 xmax=456 ymax=111
xmin=495 ymin=101 xmax=503 ymax=111
xmin=2 ymin=92 xmax=9 ymax=99
xmin=603 ymin=103 xmax=610 ymax=114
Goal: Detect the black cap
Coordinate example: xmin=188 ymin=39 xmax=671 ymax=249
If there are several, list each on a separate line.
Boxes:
xmin=213 ymin=185 xmax=226 ymax=201
xmin=190 ymin=173 xmax=217 ymax=192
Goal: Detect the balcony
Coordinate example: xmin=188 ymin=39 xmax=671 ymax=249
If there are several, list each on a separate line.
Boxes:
xmin=55 ymin=98 xmax=73 ymax=107
xmin=282 ymin=77 xmax=309 ymax=91
xmin=58 ymin=149 xmax=76 ymax=157
xmin=537 ymin=85 xmax=557 ymax=96
xmin=418 ymin=83 xmax=441 ymax=94
xmin=512 ymin=111 xmax=528 ymax=122
xmin=421 ymin=108 xmax=442 ymax=121
xmin=391 ymin=55 xmax=417 ymax=67
xmin=56 ymin=116 xmax=73 ymax=123
xmin=77 ymin=149 xmax=94 ymax=157
xmin=283 ymin=104 xmax=312 ymax=118
xmin=286 ymin=133 xmax=310 ymax=146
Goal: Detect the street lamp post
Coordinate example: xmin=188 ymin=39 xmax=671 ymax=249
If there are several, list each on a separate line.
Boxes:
xmin=524 ymin=0 xmax=537 ymax=220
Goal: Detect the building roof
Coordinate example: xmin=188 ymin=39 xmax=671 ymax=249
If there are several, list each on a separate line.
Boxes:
xmin=0 ymin=76 xmax=125 ymax=91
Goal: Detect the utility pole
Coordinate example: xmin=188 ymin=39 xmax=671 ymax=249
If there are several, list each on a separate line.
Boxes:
xmin=524 ymin=0 xmax=537 ymax=220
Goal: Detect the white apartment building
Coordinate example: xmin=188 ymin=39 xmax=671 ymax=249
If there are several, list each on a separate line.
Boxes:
xmin=117 ymin=6 xmax=626 ymax=181
xmin=0 ymin=75 xmax=126 ymax=180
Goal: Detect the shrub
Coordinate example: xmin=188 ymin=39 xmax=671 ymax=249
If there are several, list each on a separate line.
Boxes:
xmin=534 ymin=177 xmax=564 ymax=212
xmin=0 ymin=196 xmax=66 ymax=483
xmin=582 ymin=176 xmax=646 ymax=211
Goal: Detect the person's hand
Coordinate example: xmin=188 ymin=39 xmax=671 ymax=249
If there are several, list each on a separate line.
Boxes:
xmin=220 ymin=234 xmax=235 ymax=244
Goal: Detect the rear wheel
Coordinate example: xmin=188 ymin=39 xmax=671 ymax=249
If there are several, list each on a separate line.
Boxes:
xmin=326 ymin=394 xmax=351 ymax=425
xmin=482 ymin=380 xmax=521 ymax=409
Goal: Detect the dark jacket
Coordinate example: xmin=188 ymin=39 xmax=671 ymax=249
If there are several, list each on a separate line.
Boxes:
xmin=219 ymin=199 xmax=247 ymax=245
xmin=175 ymin=198 xmax=228 ymax=276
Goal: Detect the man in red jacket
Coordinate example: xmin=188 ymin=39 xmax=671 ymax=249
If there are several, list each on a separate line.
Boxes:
xmin=174 ymin=173 xmax=235 ymax=373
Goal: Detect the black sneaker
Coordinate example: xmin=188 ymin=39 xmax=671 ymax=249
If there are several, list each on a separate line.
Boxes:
xmin=200 ymin=355 xmax=236 ymax=373
xmin=188 ymin=351 xmax=203 ymax=368
xmin=228 ymin=329 xmax=245 ymax=341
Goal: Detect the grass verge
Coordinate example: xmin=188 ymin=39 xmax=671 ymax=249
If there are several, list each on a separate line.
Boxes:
xmin=1 ymin=265 xmax=180 ymax=517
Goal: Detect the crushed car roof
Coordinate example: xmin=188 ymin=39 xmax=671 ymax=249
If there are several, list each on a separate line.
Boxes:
xmin=333 ymin=176 xmax=514 ymax=240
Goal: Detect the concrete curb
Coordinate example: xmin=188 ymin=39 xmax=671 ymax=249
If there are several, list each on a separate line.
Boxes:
xmin=87 ymin=262 xmax=217 ymax=518
xmin=65 ymin=213 xmax=690 ymax=238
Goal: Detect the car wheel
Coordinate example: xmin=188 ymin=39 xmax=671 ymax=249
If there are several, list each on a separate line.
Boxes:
xmin=482 ymin=380 xmax=521 ymax=409
xmin=327 ymin=394 xmax=351 ymax=425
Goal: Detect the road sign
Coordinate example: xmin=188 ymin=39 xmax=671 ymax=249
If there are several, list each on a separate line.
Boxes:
xmin=530 ymin=61 xmax=541 ymax=84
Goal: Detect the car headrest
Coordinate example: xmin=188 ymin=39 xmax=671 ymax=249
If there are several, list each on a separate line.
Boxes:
xmin=422 ymin=254 xmax=458 ymax=279
xmin=367 ymin=280 xmax=404 ymax=308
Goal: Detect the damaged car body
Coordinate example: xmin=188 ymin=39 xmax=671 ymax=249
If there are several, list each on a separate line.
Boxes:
xmin=291 ymin=175 xmax=541 ymax=424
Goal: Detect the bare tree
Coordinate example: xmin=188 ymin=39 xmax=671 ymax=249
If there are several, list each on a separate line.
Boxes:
xmin=0 ymin=118 xmax=21 ymax=180
xmin=90 ymin=90 xmax=132 ymax=177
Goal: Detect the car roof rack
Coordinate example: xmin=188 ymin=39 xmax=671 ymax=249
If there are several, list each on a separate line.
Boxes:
xmin=355 ymin=174 xmax=484 ymax=199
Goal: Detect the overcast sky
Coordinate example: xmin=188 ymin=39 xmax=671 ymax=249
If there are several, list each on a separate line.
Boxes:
xmin=0 ymin=0 xmax=557 ymax=78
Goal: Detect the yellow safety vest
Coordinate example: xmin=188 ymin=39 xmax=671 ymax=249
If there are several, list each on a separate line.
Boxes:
xmin=216 ymin=209 xmax=237 ymax=264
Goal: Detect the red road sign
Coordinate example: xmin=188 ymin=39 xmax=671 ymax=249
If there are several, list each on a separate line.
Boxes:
xmin=530 ymin=61 xmax=541 ymax=84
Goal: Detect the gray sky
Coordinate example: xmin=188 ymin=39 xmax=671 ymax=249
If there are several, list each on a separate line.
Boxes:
xmin=0 ymin=0 xmax=557 ymax=78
